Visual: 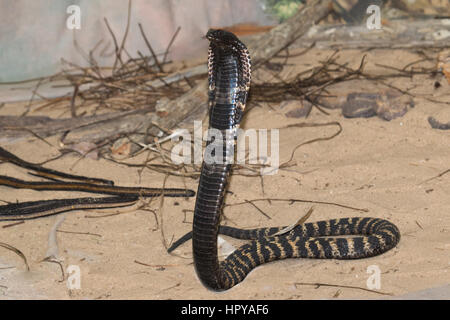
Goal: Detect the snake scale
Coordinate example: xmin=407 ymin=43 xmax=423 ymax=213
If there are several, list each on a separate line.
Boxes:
xmin=189 ymin=29 xmax=401 ymax=291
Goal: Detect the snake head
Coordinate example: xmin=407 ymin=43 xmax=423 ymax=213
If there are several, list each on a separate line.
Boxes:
xmin=206 ymin=29 xmax=242 ymax=50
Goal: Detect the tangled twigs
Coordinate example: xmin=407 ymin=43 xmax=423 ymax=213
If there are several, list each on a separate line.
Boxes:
xmin=250 ymin=51 xmax=365 ymax=104
xmin=27 ymin=15 xmax=187 ymax=118
xmin=102 ymin=118 xmax=341 ymax=182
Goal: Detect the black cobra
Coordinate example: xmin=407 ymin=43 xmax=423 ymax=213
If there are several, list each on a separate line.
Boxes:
xmin=190 ymin=29 xmax=400 ymax=291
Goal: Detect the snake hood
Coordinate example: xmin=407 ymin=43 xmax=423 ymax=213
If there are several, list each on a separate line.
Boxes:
xmin=206 ymin=29 xmax=251 ymax=131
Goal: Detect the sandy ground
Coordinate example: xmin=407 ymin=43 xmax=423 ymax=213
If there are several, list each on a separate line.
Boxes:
xmin=0 ymin=48 xmax=449 ymax=300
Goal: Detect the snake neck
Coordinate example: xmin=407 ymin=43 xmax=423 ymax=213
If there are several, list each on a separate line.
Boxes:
xmin=209 ymin=53 xmax=241 ymax=130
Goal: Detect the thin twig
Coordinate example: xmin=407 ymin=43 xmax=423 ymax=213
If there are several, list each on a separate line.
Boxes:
xmin=420 ymin=168 xmax=450 ymax=184
xmin=104 ymin=18 xmax=124 ymax=71
xmin=138 ymin=23 xmax=164 ymax=73
xmin=2 ymin=221 xmax=25 ymax=228
xmin=116 ymin=0 xmax=133 ymax=73
xmin=244 ymin=199 xmax=272 ymax=220
xmin=162 ymin=26 xmax=181 ymax=65
xmin=0 ymin=242 xmax=30 ymax=271
xmin=56 ymin=229 xmax=102 ymax=237
xmin=225 ymin=198 xmax=369 ymax=213
xmin=294 ymin=282 xmax=393 ymax=296
xmin=134 ymin=260 xmax=179 ymax=268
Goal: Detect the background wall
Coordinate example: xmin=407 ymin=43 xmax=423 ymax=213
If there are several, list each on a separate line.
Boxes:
xmin=0 ymin=0 xmax=273 ymax=82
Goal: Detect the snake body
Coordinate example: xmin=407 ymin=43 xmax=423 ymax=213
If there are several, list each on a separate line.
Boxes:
xmin=191 ymin=29 xmax=400 ymax=291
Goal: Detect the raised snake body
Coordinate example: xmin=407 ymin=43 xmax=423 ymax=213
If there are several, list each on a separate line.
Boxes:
xmin=190 ymin=29 xmax=400 ymax=291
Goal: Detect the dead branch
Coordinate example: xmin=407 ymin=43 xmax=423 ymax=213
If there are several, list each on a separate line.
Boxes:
xmin=295 ymin=19 xmax=450 ymax=50
xmin=246 ymin=0 xmax=333 ymax=67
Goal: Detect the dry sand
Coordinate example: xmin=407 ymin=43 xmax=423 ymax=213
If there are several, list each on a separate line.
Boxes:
xmin=0 ymin=48 xmax=449 ymax=300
